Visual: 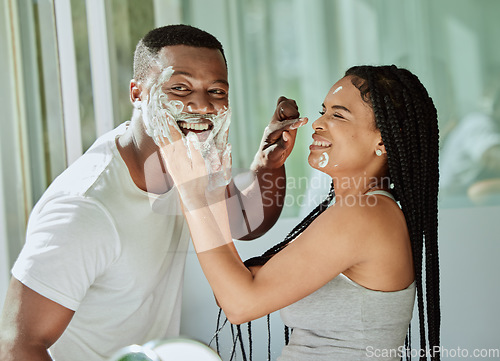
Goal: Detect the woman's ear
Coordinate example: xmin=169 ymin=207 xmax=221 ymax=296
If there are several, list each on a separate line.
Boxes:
xmin=375 ymin=139 xmax=387 ymax=156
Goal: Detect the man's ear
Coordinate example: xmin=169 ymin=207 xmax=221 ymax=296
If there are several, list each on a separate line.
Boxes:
xmin=130 ymin=79 xmax=143 ymax=108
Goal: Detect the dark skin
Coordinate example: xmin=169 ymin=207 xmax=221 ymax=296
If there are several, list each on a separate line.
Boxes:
xmin=0 ymin=278 xmax=73 ymax=361
xmin=161 ymin=76 xmax=413 ymax=325
xmin=0 ymin=45 xmax=305 ymax=359
xmin=230 ymin=95 xmax=303 ymax=239
xmin=119 ymin=45 xmax=305 ymax=239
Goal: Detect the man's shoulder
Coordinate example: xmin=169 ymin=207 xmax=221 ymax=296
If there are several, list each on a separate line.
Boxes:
xmin=44 ymin=124 xmax=128 ymax=200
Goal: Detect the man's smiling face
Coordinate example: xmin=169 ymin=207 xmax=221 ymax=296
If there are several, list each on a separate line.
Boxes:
xmin=152 ymin=45 xmax=229 ymax=137
xmin=134 ymin=44 xmax=232 ymax=189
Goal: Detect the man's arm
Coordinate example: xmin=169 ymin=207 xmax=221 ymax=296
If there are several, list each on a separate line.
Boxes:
xmin=227 ymin=96 xmax=307 ymax=240
xmin=0 ymin=277 xmax=74 ymax=361
xmin=226 ymin=163 xmax=287 ymax=240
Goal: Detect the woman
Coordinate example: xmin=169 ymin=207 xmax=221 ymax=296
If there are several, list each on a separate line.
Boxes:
xmin=162 ymin=65 xmax=440 ymax=361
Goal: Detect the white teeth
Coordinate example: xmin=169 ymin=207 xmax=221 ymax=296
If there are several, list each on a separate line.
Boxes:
xmin=312 ymin=140 xmax=331 ymax=147
xmin=178 ymin=122 xmax=210 ymax=131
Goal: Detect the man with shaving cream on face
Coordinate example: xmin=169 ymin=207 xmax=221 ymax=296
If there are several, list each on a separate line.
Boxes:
xmin=0 ymin=25 xmax=306 ymax=361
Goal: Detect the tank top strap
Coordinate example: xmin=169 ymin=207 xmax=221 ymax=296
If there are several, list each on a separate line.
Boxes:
xmin=364 ymin=189 xmax=397 ymax=202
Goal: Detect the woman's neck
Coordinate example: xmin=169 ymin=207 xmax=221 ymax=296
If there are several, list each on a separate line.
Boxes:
xmin=332 ymin=175 xmax=389 ymax=198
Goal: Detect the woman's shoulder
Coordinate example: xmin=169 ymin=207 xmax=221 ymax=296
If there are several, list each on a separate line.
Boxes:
xmin=319 ymin=191 xmax=408 ymax=245
xmin=323 ymin=192 xmax=413 ymax=290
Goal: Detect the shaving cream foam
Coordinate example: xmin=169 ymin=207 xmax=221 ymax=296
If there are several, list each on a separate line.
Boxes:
xmin=142 ymin=66 xmax=232 ymax=189
xmin=318 ymin=152 xmax=329 ymax=168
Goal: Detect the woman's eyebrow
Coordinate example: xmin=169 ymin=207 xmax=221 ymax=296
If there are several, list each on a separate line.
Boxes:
xmin=322 ymin=103 xmax=351 ymax=113
xmin=331 ymin=105 xmax=351 ymax=113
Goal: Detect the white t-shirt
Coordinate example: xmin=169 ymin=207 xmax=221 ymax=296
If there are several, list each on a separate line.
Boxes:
xmin=12 ymin=123 xmax=190 ymax=361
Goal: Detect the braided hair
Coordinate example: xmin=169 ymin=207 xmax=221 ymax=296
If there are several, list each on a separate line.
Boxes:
xmin=345 ymin=65 xmax=440 ymax=360
xmin=214 ymin=65 xmax=440 ymax=361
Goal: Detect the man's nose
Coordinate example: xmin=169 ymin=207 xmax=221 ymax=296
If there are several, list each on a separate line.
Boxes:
xmin=185 ymin=93 xmax=216 ymax=114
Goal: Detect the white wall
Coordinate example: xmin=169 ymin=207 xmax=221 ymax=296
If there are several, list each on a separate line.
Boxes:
xmin=438 ymin=205 xmax=500 ymax=358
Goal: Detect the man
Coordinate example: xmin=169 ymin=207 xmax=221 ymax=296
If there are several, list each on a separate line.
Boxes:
xmin=0 ymin=25 xmax=304 ymax=360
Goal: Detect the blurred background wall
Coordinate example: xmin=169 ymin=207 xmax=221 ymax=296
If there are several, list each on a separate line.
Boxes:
xmin=1 ymin=0 xmax=499 ymax=359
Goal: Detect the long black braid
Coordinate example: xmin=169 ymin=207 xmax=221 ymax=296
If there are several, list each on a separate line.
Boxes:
xmin=346 ymin=65 xmax=440 ymax=360
xmin=213 ymin=65 xmax=440 ymax=361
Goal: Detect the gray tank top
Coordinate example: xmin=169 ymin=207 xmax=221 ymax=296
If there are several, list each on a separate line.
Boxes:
xmin=278 ymin=190 xmax=415 ymax=361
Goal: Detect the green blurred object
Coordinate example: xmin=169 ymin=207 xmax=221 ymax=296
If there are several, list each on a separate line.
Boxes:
xmin=109 ymin=338 xmax=221 ymax=361
xmin=115 ymin=353 xmax=154 ymax=361
xmin=109 ymin=345 xmax=159 ymax=361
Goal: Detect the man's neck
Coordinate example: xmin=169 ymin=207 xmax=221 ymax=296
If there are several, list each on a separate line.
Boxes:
xmin=115 ymin=117 xmax=174 ymax=194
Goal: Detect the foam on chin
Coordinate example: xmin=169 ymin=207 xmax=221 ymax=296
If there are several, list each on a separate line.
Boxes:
xmin=318 ymin=152 xmax=329 ymax=168
xmin=185 ymin=107 xmax=232 ymax=190
xmin=142 ymin=66 xmax=232 ymax=189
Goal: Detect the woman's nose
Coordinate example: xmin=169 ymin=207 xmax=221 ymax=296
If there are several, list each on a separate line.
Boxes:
xmin=312 ymin=116 xmax=325 ymax=131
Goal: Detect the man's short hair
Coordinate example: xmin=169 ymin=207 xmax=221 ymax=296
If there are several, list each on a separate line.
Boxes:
xmin=133 ymin=24 xmax=227 ymax=82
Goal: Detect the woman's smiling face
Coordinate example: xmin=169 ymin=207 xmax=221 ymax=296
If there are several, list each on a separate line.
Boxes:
xmin=308 ymin=75 xmax=385 ymax=178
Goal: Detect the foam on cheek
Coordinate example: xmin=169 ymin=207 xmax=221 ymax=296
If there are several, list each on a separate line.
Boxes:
xmin=141 ymin=66 xmax=232 ymax=189
xmin=318 ymin=152 xmax=329 ymax=168
xmin=142 ymin=66 xmax=184 ymax=146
